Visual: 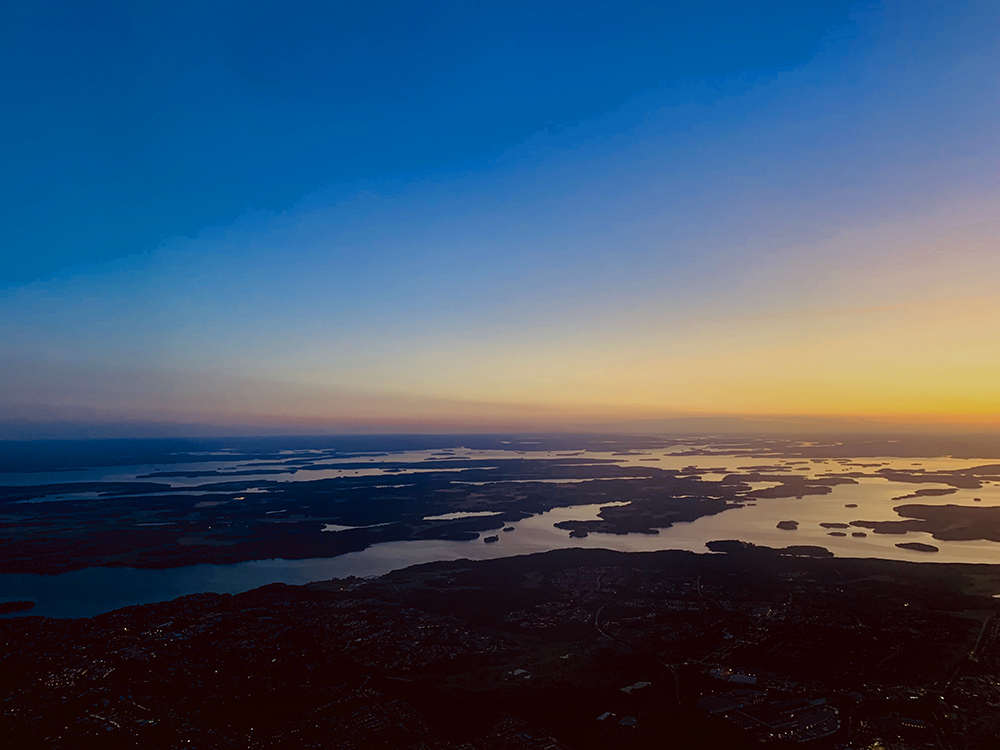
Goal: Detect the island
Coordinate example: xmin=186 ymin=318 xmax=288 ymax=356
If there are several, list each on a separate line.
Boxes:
xmin=896 ymin=542 xmax=939 ymax=553
xmin=851 ymin=505 xmax=1000 ymax=543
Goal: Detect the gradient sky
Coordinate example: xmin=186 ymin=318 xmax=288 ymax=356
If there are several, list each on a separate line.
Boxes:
xmin=2 ymin=1 xmax=998 ymax=436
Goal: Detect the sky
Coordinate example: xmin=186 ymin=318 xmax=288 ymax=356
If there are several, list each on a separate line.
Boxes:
xmin=1 ymin=0 xmax=998 ymax=437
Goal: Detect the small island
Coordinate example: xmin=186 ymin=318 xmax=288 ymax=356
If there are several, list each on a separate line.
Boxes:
xmin=896 ymin=542 xmax=939 ymax=553
xmin=851 ymin=505 xmax=1000 ymax=543
xmin=706 ymin=540 xmax=833 ymax=558
xmin=0 ymin=600 xmax=35 ymax=615
xmin=776 ymin=520 xmax=799 ymax=530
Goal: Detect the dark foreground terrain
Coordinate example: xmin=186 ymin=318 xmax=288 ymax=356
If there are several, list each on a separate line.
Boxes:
xmin=2 ymin=546 xmax=999 ymax=749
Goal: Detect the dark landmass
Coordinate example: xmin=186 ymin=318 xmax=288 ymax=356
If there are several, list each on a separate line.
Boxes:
xmin=827 ymin=532 xmax=846 ymax=537
xmin=0 ymin=453 xmax=744 ymax=574
xmin=968 ymin=464 xmax=1000 ymax=474
xmin=844 ymin=503 xmax=857 ymax=508
xmin=669 ymin=434 xmax=1000 ymax=460
xmin=817 ymin=464 xmax=1000 ymax=492
xmin=0 ymin=601 xmax=34 ymax=615
xmin=0 ymin=482 xmax=174 ymax=503
xmin=897 ymin=542 xmax=939 ymax=553
xmin=3 ymin=547 xmax=998 ymax=749
xmin=553 ymin=495 xmax=738 ymax=536
xmin=5 ymin=434 xmax=998 ymax=476
xmin=135 ymin=456 xmax=621 ymax=480
xmin=819 ymin=522 xmax=849 ymax=529
xmin=679 ymin=465 xmax=729 ymax=474
xmin=776 ymin=520 xmax=798 ymax=530
xmin=851 ymin=504 xmax=1000 ymax=543
xmin=3 ymin=434 xmax=999 ymax=577
xmin=850 ymin=522 xmax=908 ymax=535
xmin=705 ymin=540 xmax=834 ymax=558
xmin=720 ymin=473 xmax=857 ymax=499
xmin=873 ymin=469 xmax=988 ymax=490
xmin=852 ymin=532 xmax=867 ymax=538
xmin=0 ymin=435 xmax=671 ymax=474
xmin=137 ymin=468 xmax=305 ymax=478
xmin=892 ymin=488 xmax=958 ymax=501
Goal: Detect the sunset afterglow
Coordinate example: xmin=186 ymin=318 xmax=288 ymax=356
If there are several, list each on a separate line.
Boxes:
xmin=2 ymin=1 xmax=997 ymax=436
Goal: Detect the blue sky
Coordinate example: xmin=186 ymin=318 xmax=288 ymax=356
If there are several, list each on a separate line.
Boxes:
xmin=2 ymin=1 xmax=998 ymax=435
xmin=3 ymin=0 xmax=861 ymax=282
